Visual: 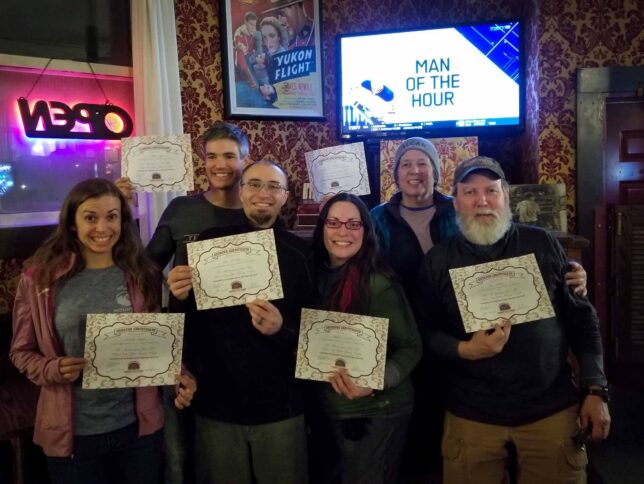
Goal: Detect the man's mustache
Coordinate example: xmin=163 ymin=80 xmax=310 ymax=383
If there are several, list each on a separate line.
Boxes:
xmin=474 ymin=210 xmax=499 ymax=218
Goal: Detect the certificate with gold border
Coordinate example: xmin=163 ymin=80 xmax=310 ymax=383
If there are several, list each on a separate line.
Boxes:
xmin=121 ymin=134 xmax=194 ymax=192
xmin=187 ymin=229 xmax=283 ymax=310
xmin=82 ymin=313 xmax=184 ymax=389
xmin=295 ymin=308 xmax=388 ymax=390
xmin=449 ymin=254 xmax=555 ymax=333
xmin=305 ymin=142 xmax=370 ymax=202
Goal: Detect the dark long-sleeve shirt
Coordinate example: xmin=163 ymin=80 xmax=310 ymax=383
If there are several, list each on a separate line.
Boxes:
xmin=187 ymin=221 xmax=313 ymax=424
xmin=420 ymin=223 xmax=606 ymax=426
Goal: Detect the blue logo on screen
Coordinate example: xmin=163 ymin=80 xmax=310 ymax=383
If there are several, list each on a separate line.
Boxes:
xmin=0 ymin=164 xmax=14 ymax=196
xmin=456 ymin=22 xmax=520 ymax=82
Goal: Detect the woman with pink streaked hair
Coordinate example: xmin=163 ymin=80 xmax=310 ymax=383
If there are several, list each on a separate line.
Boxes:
xmin=307 ymin=192 xmax=421 ymax=484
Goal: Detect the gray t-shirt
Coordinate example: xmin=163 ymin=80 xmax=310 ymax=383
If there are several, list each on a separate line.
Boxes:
xmin=55 ymin=265 xmax=136 ymax=436
xmin=146 ymin=193 xmax=246 ymax=267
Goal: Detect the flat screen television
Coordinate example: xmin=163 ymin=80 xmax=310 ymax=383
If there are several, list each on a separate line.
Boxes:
xmin=337 ymin=20 xmax=524 ymax=140
xmin=0 ymin=163 xmax=14 ymax=196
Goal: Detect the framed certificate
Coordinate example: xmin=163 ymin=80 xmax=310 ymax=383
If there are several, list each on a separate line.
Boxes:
xmin=121 ymin=134 xmax=194 ymax=192
xmin=449 ymin=254 xmax=555 ymax=333
xmin=295 ymin=308 xmax=388 ymax=390
xmin=305 ymin=142 xmax=370 ymax=202
xmin=82 ymin=313 xmax=184 ymax=389
xmin=187 ymin=228 xmax=284 ymax=310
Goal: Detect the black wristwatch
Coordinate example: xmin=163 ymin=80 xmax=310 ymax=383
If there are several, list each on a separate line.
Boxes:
xmin=583 ymin=386 xmax=610 ymax=403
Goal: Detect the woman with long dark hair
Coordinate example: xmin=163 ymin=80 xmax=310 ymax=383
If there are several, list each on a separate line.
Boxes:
xmin=10 ymin=178 xmax=194 ymax=484
xmin=308 ymin=192 xmax=422 ymax=484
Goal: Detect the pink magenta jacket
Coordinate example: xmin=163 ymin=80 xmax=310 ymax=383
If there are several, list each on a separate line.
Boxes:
xmin=10 ymin=262 xmax=164 ymax=457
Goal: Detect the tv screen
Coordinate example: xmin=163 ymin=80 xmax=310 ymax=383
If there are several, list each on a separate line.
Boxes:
xmin=0 ymin=163 xmax=14 ymax=196
xmin=337 ymin=20 xmax=524 ymax=139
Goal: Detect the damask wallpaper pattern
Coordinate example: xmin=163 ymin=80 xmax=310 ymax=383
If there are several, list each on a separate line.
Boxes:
xmin=0 ymin=0 xmax=641 ymax=314
xmin=174 ymin=0 xmax=642 ymax=231
xmin=535 ymin=0 xmax=642 ymax=230
xmin=174 ymin=0 xmax=517 ymax=223
xmin=0 ymin=259 xmax=23 ymax=315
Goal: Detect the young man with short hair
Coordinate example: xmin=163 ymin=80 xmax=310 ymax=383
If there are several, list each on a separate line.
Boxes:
xmin=116 ymin=121 xmax=251 ymax=484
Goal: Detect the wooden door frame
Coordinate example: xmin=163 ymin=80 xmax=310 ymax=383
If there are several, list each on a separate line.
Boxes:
xmin=576 ymin=66 xmax=644 ymax=289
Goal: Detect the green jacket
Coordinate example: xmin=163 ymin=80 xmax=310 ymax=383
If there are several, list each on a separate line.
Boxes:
xmin=314 ymin=272 xmax=422 ymax=418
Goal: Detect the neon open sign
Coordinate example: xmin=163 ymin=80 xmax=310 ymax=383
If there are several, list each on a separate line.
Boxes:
xmin=17 ymin=97 xmax=134 ymax=140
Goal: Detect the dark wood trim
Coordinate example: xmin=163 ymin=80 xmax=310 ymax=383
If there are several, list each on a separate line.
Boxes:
xmin=0 ymin=225 xmax=55 ymax=260
xmin=576 ymin=66 xmax=644 ymax=286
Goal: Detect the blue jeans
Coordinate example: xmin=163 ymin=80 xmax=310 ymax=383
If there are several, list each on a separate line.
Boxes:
xmin=46 ymin=422 xmax=162 ymax=484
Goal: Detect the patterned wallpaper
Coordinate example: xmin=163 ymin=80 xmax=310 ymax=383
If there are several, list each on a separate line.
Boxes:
xmin=175 ymin=0 xmax=332 ymax=224
xmin=174 ymin=0 xmax=518 ymax=223
xmin=0 ymin=259 xmax=24 ymax=315
xmin=0 ymin=0 xmax=641 ymax=315
xmin=174 ymin=0 xmax=642 ymax=231
xmin=534 ymin=0 xmax=643 ymax=231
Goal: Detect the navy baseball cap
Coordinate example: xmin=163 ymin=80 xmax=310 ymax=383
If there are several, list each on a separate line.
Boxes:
xmin=453 ymin=156 xmax=506 ymax=186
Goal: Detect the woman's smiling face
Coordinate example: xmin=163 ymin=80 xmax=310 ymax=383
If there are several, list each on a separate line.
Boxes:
xmin=323 ymin=201 xmax=364 ymax=268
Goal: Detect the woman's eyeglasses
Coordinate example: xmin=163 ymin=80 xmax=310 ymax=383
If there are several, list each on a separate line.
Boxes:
xmin=324 ymin=219 xmax=364 ymax=230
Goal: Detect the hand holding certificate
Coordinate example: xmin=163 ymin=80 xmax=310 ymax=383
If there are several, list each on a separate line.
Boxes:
xmin=187 ymin=229 xmax=284 ymax=310
xmin=82 ymin=313 xmax=184 ymax=389
xmin=295 ymin=308 xmax=388 ymax=390
xmin=449 ymin=254 xmax=555 ymax=333
xmin=121 ymin=134 xmax=194 ymax=192
xmin=305 ymin=142 xmax=370 ymax=202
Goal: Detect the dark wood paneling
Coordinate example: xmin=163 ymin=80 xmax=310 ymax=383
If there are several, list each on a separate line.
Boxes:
xmin=0 ymin=225 xmax=55 ymax=260
xmin=620 ymin=129 xmax=644 ymax=162
xmin=609 ymin=205 xmax=644 ymax=387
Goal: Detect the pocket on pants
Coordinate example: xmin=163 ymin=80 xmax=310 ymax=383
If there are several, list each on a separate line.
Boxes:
xmin=560 ymin=442 xmax=588 ymax=471
xmin=442 ymin=435 xmax=464 ymax=462
xmin=340 ymin=417 xmax=371 ymax=442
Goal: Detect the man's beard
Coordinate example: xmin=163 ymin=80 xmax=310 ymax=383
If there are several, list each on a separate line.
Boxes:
xmin=248 ymin=212 xmax=274 ymax=228
xmin=457 ymin=204 xmax=513 ymax=246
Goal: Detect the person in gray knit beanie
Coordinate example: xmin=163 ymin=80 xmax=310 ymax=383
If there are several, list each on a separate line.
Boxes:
xmin=393 ymin=137 xmax=441 ymax=188
xmin=370 ymin=136 xmax=589 ymax=480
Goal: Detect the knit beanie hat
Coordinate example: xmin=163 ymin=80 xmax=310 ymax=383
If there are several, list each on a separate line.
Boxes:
xmin=393 ymin=137 xmax=440 ymax=186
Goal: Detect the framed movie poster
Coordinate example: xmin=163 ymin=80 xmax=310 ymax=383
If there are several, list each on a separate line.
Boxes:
xmin=220 ymin=0 xmax=324 ymax=120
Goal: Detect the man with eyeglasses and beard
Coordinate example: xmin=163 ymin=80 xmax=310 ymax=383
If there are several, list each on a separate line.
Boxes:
xmin=166 ymin=160 xmax=312 ymax=484
xmin=419 ymin=156 xmax=610 ymax=484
